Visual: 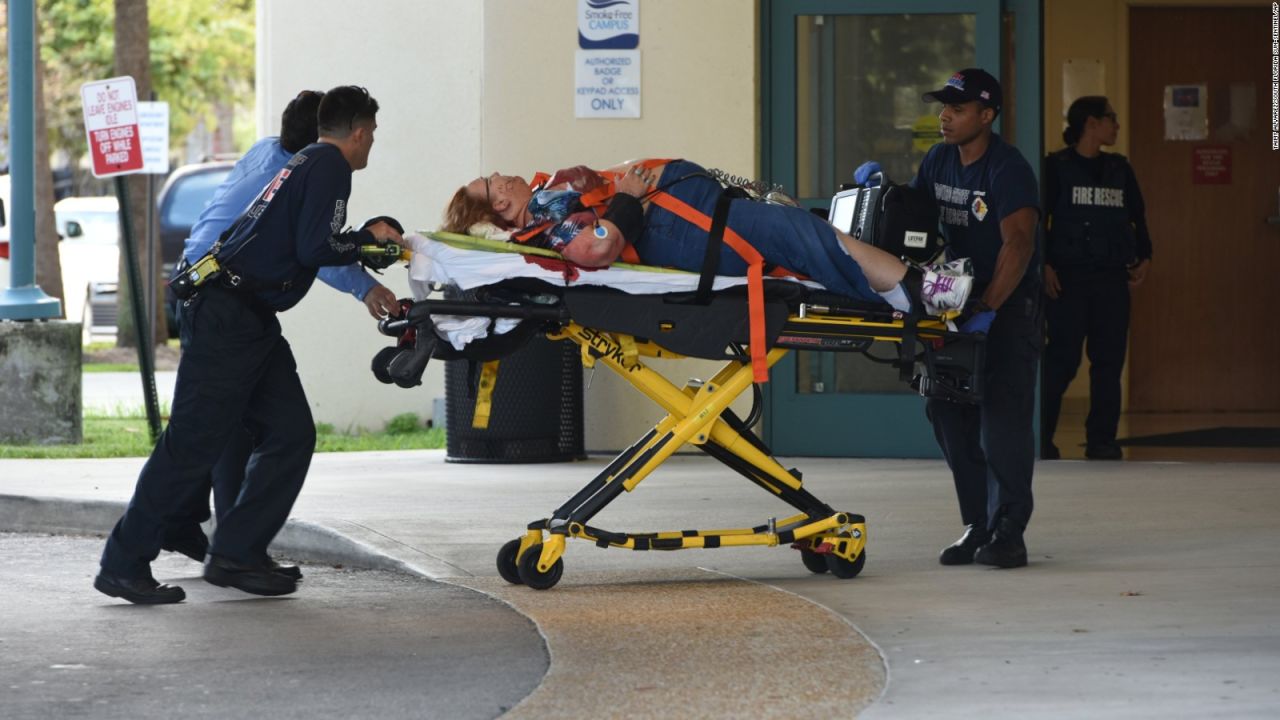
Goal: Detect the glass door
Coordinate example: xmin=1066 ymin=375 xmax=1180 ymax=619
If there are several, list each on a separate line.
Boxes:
xmin=763 ymin=0 xmax=1001 ymax=457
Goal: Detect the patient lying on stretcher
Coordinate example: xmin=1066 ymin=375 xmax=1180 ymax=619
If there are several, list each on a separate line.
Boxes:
xmin=442 ymin=158 xmax=972 ymax=316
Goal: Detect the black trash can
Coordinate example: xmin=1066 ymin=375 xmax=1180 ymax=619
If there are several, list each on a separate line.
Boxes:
xmin=444 ymin=333 xmax=585 ymax=463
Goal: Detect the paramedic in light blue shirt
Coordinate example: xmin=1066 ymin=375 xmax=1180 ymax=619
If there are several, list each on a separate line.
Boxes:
xmin=183 ymin=91 xmax=398 ymax=318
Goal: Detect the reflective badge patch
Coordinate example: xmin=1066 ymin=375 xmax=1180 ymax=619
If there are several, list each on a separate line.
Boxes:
xmin=332 ymin=198 xmax=347 ymax=234
xmin=970 ymin=192 xmax=989 ymax=222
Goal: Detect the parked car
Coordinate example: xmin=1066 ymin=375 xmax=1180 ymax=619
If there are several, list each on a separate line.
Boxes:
xmin=156 ymin=160 xmax=235 ymax=335
xmin=55 ymin=196 xmax=121 ymax=342
xmin=3 ymin=161 xmax=235 ymax=338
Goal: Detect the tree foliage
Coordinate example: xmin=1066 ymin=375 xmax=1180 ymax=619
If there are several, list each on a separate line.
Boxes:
xmin=34 ymin=0 xmax=254 ymax=164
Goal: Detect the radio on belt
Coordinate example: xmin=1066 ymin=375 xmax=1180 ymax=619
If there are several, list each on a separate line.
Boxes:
xmin=169 ymin=253 xmax=223 ymax=300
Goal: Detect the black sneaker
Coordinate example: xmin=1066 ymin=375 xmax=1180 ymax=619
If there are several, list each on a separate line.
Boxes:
xmin=939 ymin=524 xmax=991 ymax=565
xmin=974 ymin=520 xmax=1028 ymax=568
xmin=1086 ymin=441 xmax=1123 ymax=460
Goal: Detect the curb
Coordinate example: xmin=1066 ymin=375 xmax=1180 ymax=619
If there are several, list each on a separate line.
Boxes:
xmin=0 ymin=493 xmax=415 ymax=574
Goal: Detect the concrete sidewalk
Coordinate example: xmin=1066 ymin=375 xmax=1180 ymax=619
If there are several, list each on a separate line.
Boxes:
xmin=3 ymin=452 xmax=1278 ymax=717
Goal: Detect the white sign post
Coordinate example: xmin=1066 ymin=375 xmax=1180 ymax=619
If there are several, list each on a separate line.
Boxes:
xmin=136 ymin=101 xmax=170 ymax=175
xmin=80 ymin=76 xmax=143 ymax=178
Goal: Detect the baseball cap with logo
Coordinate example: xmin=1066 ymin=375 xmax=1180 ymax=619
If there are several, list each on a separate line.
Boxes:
xmin=922 ymin=68 xmax=1003 ymax=113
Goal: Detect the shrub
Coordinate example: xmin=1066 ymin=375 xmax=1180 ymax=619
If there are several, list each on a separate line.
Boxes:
xmin=385 ymin=413 xmax=422 ymax=435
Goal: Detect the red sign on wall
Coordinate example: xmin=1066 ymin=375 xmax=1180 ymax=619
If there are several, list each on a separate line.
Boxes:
xmin=1191 ymin=145 xmax=1231 ymax=185
xmin=80 ymin=76 xmax=144 ymax=178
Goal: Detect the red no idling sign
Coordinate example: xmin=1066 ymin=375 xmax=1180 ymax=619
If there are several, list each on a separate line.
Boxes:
xmin=81 ymin=76 xmax=144 ymax=178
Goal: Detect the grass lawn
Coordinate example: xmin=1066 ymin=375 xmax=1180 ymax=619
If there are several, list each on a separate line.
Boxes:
xmin=0 ymin=414 xmax=445 ymax=459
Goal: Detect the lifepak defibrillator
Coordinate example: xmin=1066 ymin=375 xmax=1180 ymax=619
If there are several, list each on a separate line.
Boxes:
xmin=828 ymin=176 xmax=944 ymax=264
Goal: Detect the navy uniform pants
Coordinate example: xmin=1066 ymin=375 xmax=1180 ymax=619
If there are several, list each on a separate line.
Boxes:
xmin=927 ymin=291 xmax=1042 ymax=532
xmin=100 ymin=284 xmax=315 ymax=578
xmin=161 ymin=426 xmax=252 ymax=547
xmin=164 ymin=300 xmax=256 ymax=535
xmin=1041 ymin=270 xmax=1130 ymax=448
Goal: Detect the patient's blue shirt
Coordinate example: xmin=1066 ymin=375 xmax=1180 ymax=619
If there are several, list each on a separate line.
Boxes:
xmin=521 ymin=166 xmax=603 ymax=251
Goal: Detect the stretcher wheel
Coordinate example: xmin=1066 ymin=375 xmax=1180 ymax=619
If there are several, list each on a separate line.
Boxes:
xmin=825 ymin=551 xmax=866 ymax=579
xmin=516 ymin=543 xmax=563 ymax=590
xmin=496 ymin=539 xmax=524 ymax=585
xmin=800 ymin=549 xmax=829 ymax=574
xmin=371 ymin=346 xmax=400 ymax=384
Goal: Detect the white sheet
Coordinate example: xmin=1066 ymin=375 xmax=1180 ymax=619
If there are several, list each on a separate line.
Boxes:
xmin=405 ymin=232 xmax=820 ymax=300
xmin=403 ymin=232 xmax=830 ymax=349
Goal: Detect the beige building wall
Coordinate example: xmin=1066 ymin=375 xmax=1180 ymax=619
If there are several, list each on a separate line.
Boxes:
xmin=258 ymin=1 xmax=758 ymax=450
xmin=257 ymin=0 xmax=483 ymax=433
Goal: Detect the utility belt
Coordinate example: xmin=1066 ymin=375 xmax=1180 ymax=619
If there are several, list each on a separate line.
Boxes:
xmin=170 ymin=255 xmax=291 ymax=307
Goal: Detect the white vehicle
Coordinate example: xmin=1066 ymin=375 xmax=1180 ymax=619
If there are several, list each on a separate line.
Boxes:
xmin=0 ymin=174 xmax=10 ymax=290
xmin=55 ymin=195 xmax=120 ymax=340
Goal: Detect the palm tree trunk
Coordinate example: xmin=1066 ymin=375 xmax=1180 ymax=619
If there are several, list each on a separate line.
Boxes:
xmin=113 ymin=0 xmax=162 ymax=348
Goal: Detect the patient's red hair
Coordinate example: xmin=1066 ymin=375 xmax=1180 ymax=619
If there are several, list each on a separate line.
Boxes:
xmin=442 ymin=187 xmax=504 ymax=234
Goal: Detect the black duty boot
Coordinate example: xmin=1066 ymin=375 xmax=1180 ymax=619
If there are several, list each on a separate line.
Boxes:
xmin=939 ymin=524 xmax=991 ymax=565
xmin=974 ymin=519 xmax=1028 ymax=568
xmin=265 ymin=558 xmax=303 ymax=581
xmin=203 ymin=556 xmax=298 ymax=596
xmin=94 ymin=572 xmax=186 ymax=604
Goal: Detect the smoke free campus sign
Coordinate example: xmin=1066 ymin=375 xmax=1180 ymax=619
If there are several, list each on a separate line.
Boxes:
xmin=575 ymin=0 xmax=640 ymax=118
xmin=578 ymin=0 xmax=638 ymax=49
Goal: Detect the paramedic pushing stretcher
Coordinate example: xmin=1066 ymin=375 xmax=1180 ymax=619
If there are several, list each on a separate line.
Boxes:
xmin=161 ymin=90 xmax=400 ymax=569
xmin=907 ymin=69 xmax=1042 ymax=569
xmin=95 ymin=86 xmax=408 ymax=604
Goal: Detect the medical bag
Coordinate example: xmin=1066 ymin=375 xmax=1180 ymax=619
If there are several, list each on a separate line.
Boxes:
xmin=828 ymin=178 xmax=943 ymax=264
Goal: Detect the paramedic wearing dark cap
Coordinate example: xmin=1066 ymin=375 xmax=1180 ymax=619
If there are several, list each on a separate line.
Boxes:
xmin=94 ymin=85 xmax=408 ymax=604
xmin=909 ymin=68 xmax=1042 ymax=569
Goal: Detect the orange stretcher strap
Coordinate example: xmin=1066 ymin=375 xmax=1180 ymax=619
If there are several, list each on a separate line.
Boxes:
xmin=512 ymin=162 xmax=777 ymax=380
xmin=649 ymin=191 xmax=771 ymax=383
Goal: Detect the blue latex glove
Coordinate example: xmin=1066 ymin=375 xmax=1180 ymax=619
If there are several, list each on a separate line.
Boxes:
xmin=853 ymin=161 xmax=882 ymax=187
xmin=960 ymin=310 xmax=996 ymax=335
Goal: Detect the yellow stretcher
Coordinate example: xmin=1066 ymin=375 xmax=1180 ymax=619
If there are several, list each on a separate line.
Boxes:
xmin=373 ymin=235 xmax=985 ymax=590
